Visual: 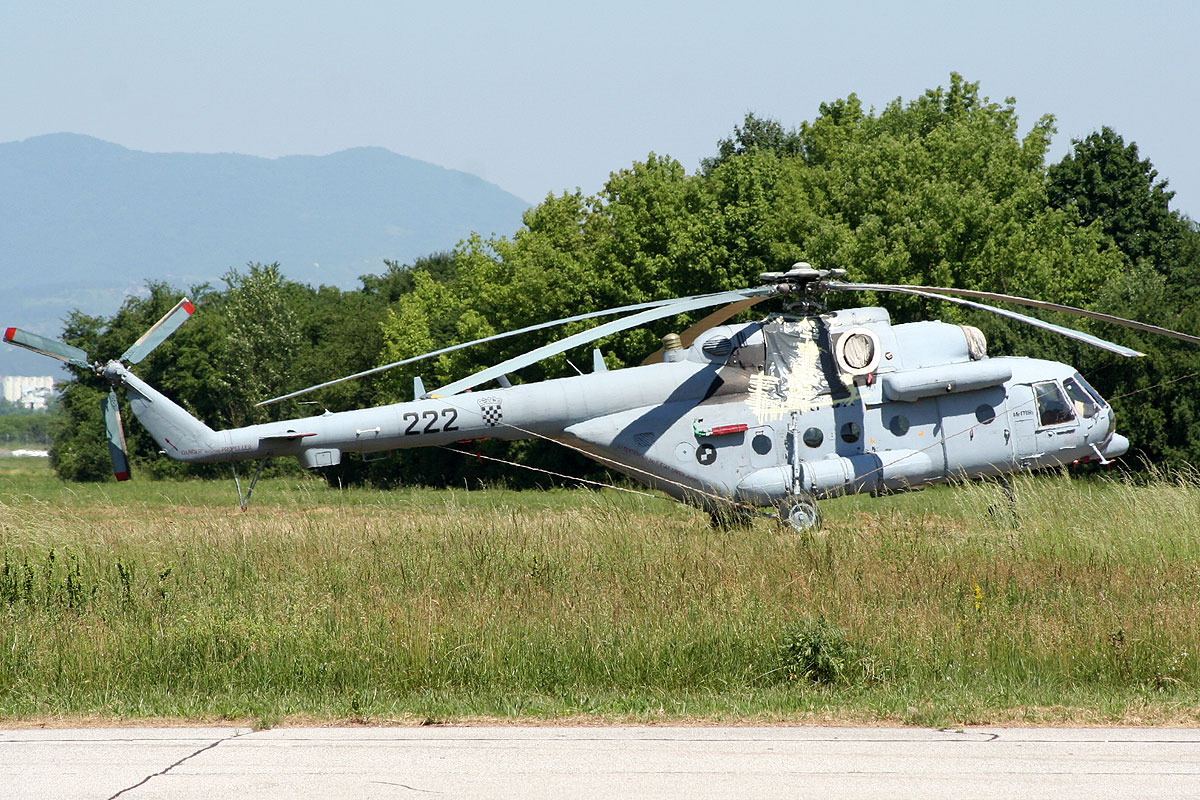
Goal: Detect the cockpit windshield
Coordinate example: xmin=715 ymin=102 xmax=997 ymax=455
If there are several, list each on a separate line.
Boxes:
xmin=1062 ymin=376 xmax=1101 ymax=419
xmin=1072 ymin=371 xmax=1109 ymax=409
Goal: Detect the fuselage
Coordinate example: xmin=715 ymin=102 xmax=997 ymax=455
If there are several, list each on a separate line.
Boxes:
xmin=118 ymin=307 xmax=1129 ymax=507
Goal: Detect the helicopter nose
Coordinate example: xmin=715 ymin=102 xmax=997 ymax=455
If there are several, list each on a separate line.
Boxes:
xmin=1101 ymin=433 xmax=1130 ymax=459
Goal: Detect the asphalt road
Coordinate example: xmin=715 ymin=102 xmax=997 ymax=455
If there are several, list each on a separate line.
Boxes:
xmin=3 ymin=726 xmax=1199 ymax=799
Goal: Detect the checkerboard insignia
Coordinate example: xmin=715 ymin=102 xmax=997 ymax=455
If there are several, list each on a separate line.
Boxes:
xmin=478 ymin=396 xmax=503 ymax=427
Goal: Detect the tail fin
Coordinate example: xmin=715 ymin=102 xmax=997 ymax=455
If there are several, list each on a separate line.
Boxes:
xmin=116 ymin=367 xmax=219 ymax=460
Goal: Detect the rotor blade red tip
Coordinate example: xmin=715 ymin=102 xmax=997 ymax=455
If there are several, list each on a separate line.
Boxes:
xmin=120 ymin=296 xmax=195 ymax=364
xmin=3 ymin=327 xmax=14 ymax=343
xmin=114 ymin=471 xmax=131 ymax=482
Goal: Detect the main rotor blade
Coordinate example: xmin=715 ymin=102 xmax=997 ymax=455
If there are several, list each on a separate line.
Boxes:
xmin=640 ymin=296 xmax=768 ymax=365
xmin=832 ymin=282 xmax=1145 ymax=357
xmin=3 ymin=327 xmax=91 ymax=368
xmin=433 ymin=287 xmax=773 ymax=396
xmin=102 ymin=390 xmax=131 ymax=482
xmin=255 ymin=291 xmax=752 ymax=407
xmin=907 ymin=284 xmax=1200 ymax=347
xmin=120 ymin=298 xmax=196 ymax=364
xmin=845 ymin=283 xmax=1200 ymax=347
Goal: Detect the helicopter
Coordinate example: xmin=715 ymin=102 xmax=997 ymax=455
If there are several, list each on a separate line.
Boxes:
xmin=7 ymin=263 xmax=1200 ymax=528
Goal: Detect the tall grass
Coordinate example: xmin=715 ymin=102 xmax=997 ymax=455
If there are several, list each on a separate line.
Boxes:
xmin=1 ymin=457 xmax=1198 ymax=725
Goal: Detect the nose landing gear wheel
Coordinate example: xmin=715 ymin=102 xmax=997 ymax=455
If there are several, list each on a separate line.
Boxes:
xmin=780 ymin=495 xmax=822 ymax=531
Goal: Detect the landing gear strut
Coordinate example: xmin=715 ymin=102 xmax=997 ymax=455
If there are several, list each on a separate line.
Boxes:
xmin=232 ymin=458 xmax=270 ymax=511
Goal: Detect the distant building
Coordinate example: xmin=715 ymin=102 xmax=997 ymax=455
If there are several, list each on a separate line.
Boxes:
xmin=2 ymin=376 xmax=55 ymax=410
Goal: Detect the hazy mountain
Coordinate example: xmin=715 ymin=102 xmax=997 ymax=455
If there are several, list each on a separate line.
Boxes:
xmin=0 ymin=133 xmax=530 ymax=376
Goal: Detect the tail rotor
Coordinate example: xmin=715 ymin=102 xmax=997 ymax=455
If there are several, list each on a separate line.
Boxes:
xmin=3 ymin=297 xmax=195 ymax=481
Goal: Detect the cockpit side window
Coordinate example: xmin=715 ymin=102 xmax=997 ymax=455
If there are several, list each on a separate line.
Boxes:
xmin=1062 ymin=376 xmax=1100 ymax=419
xmin=1034 ymin=381 xmax=1076 ymax=427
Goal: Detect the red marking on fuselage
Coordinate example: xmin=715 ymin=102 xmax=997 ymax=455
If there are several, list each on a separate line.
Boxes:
xmin=710 ymin=423 xmax=750 ymax=436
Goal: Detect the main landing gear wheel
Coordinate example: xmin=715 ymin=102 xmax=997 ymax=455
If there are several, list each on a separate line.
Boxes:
xmin=780 ymin=495 xmax=823 ymax=531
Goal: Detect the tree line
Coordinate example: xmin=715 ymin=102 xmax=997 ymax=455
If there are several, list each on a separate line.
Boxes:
xmin=48 ymin=74 xmax=1200 ymax=484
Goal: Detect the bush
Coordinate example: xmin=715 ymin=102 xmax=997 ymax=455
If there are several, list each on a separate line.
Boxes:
xmin=777 ymin=617 xmax=860 ymax=685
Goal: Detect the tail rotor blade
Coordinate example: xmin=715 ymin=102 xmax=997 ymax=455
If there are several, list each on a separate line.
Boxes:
xmin=120 ymin=298 xmax=195 ymax=364
xmin=3 ymin=327 xmax=91 ymax=368
xmin=102 ymin=390 xmax=131 ymax=482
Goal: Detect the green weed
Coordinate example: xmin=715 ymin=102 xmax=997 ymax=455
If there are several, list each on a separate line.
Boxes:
xmin=777 ymin=617 xmax=861 ymax=685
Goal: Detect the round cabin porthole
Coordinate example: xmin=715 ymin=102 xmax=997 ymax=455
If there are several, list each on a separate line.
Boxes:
xmin=889 ymin=415 xmax=910 ymax=436
xmin=802 ymin=427 xmax=824 ymax=448
xmin=976 ymin=403 xmax=997 ymax=425
xmin=752 ymin=433 xmax=773 ymax=455
xmin=840 ymin=421 xmax=861 ymax=444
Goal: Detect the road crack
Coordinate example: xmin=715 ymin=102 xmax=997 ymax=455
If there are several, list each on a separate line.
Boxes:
xmin=107 ymin=729 xmax=250 ymax=799
xmin=372 ymin=780 xmax=442 ymax=793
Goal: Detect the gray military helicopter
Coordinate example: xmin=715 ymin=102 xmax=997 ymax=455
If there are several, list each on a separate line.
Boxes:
xmin=7 ymin=264 xmax=1199 ymax=528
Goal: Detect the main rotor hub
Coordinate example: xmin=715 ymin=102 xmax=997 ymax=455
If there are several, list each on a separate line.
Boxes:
xmin=758 ymin=262 xmax=846 ymax=296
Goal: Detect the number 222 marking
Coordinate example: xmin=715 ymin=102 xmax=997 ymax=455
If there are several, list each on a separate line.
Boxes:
xmin=403 ymin=408 xmax=458 ymax=435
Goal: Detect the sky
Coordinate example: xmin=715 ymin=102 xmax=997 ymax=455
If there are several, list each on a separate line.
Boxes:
xmin=3 ymin=0 xmax=1198 ymax=215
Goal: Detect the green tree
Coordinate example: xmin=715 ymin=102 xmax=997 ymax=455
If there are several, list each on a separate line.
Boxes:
xmin=359 ymin=251 xmax=459 ymax=303
xmin=218 ymin=263 xmax=304 ymax=426
xmin=0 ymin=414 xmax=53 ymax=447
xmin=701 ymin=112 xmax=803 ymax=172
xmin=1048 ymin=126 xmax=1194 ymax=273
xmin=777 ymin=74 xmax=1117 ymax=307
xmin=1046 ymin=127 xmax=1200 ymax=465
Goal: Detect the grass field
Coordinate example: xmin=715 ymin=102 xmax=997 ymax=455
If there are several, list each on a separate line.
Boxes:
xmin=1 ymin=455 xmax=1198 ymax=728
